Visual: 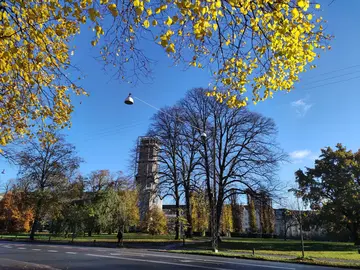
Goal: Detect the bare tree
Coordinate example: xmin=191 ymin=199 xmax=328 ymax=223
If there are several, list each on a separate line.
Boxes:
xmin=16 ymin=133 xmax=82 ymax=240
xmin=148 ymin=106 xmax=183 ymax=240
xmin=180 ymin=88 xmax=285 ymax=250
xmin=148 ymin=88 xmax=284 ymax=248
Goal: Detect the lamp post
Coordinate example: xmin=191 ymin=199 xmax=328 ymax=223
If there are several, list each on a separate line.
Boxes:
xmin=125 ymin=93 xmax=218 ymax=252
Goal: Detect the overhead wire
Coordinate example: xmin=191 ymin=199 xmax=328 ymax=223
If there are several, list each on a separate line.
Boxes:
xmin=303 ymin=64 xmax=360 ymax=80
xmin=304 ymin=74 xmax=360 ymax=91
xmin=83 ymin=121 xmax=148 ymax=141
xmin=302 ymin=69 xmax=360 ymax=86
xmin=133 ymin=96 xmax=203 ymax=132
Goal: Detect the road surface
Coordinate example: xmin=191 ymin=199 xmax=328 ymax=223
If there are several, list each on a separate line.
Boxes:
xmin=0 ymin=241 xmax=351 ymax=270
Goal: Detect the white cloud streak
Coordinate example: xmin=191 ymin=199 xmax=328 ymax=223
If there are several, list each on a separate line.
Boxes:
xmin=291 ymin=99 xmax=313 ymax=117
xmin=289 ymin=150 xmax=312 ymax=159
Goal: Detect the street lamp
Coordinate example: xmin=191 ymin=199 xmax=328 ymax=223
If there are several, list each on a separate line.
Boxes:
xmin=200 ymin=132 xmax=207 ymax=140
xmin=124 ymin=93 xmax=134 ymax=105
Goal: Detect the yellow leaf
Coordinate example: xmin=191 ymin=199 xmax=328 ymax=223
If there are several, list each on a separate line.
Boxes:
xmin=152 ymin=19 xmax=158 ymax=26
xmin=315 ymin=4 xmax=320 ymax=9
xmin=213 ymin=23 xmax=218 ymax=31
xmin=307 ymin=14 xmax=313 ymax=20
xmin=165 ymin=16 xmax=173 ymax=26
xmin=143 ymin=19 xmax=150 ymax=28
xmin=291 ymin=8 xmax=299 ymax=19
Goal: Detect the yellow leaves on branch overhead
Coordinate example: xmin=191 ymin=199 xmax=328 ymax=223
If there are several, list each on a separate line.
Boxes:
xmin=0 ymin=0 xmax=94 ymax=148
xmin=104 ymin=0 xmax=329 ymax=109
xmin=0 ymin=0 xmax=330 ymax=148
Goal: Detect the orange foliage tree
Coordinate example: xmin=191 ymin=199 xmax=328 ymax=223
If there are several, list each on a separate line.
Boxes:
xmin=0 ymin=191 xmax=34 ymax=233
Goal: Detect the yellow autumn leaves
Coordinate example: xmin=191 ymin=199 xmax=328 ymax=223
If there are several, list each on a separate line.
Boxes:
xmin=0 ymin=0 xmax=329 ymax=149
xmin=117 ymin=0 xmax=329 ymax=108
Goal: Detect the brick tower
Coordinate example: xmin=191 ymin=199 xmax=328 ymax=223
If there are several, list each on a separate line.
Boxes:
xmin=135 ymin=136 xmax=162 ymax=222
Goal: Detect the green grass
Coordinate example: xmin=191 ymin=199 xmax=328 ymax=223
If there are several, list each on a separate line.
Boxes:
xmin=178 ymin=237 xmax=360 ymax=265
xmin=168 ymin=250 xmax=360 ymax=269
xmin=216 ymin=238 xmax=356 ymax=252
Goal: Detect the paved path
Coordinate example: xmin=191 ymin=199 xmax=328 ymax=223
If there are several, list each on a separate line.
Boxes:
xmin=0 ymin=242 xmax=353 ymax=270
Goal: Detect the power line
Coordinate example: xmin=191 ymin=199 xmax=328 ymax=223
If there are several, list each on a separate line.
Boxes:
xmin=134 ymin=96 xmax=203 ymax=132
xmin=83 ymin=121 xmax=147 ymax=141
xmin=302 ymin=69 xmax=360 ymax=86
xmin=304 ymin=64 xmax=360 ymax=80
xmin=304 ymin=74 xmax=360 ymax=91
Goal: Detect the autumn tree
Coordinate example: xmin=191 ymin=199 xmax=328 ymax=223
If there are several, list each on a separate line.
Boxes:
xmin=220 ymin=204 xmax=233 ymax=236
xmin=247 ymin=194 xmax=257 ymax=233
xmin=257 ymin=191 xmax=274 ymax=235
xmin=295 ymin=144 xmax=360 ymax=244
xmin=141 ymin=207 xmax=167 ymax=235
xmin=0 ymin=191 xmax=33 ymax=233
xmin=15 ymin=133 xmax=82 ymax=240
xmin=230 ymin=194 xmax=243 ymax=233
xmin=0 ymin=0 xmax=330 ymax=148
xmin=190 ymin=191 xmax=209 ymax=235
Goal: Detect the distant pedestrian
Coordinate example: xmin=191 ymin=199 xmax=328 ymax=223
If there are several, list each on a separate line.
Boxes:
xmin=117 ymin=230 xmax=123 ymax=247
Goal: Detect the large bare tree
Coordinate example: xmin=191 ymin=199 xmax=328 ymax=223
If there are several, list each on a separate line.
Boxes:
xmin=148 ymin=106 xmax=184 ymax=239
xmin=16 ymin=133 xmax=82 ymax=240
xmin=180 ymin=88 xmax=285 ymax=250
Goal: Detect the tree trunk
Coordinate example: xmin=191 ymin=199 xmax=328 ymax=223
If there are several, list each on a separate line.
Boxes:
xmin=88 ymin=230 xmax=92 ymax=237
xmin=30 ymin=218 xmax=38 ymax=241
xmin=30 ymin=197 xmax=43 ymax=240
xmin=216 ymin=197 xmax=223 ymax=243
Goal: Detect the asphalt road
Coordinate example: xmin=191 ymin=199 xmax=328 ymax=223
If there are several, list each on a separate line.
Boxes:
xmin=0 ymin=242 xmax=351 ymax=270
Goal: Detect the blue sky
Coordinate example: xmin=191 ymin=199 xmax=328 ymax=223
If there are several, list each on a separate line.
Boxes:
xmin=1 ymin=0 xmax=360 ymax=205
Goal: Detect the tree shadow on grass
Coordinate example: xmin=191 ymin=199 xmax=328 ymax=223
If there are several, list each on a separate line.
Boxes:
xmin=194 ymin=239 xmax=356 ymax=252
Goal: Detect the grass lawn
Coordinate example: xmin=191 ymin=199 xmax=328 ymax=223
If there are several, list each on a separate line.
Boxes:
xmin=169 ymin=249 xmax=360 ymax=269
xmin=172 ymin=237 xmax=360 ymax=267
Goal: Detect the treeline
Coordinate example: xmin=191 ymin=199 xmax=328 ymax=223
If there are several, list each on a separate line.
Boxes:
xmin=0 ymin=134 xmax=140 ymax=238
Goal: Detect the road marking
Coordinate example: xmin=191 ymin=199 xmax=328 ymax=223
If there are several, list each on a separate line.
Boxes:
xmin=66 ymin=252 xmax=77 ymax=255
xmin=32 ymin=249 xmax=41 ymax=251
xmin=108 ymin=251 xmax=295 ymax=270
xmin=86 ymin=254 xmax=228 ymax=270
xmin=48 ymin=250 xmax=58 ymax=252
xmin=180 ymin=260 xmax=193 ymax=263
xmin=17 ymin=247 xmax=26 ymax=250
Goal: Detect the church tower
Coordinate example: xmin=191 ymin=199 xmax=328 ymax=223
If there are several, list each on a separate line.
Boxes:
xmin=135 ymin=136 xmax=162 ymax=222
